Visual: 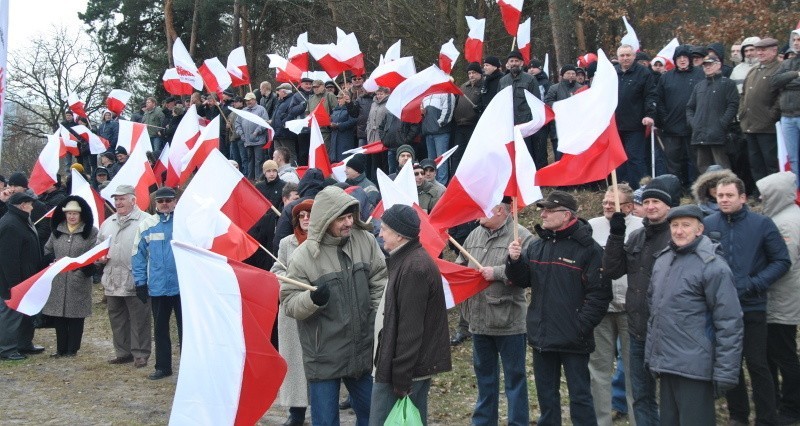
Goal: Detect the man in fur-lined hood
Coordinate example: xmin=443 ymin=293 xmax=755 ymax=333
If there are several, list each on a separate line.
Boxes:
xmin=691 ymin=166 xmax=739 ymax=216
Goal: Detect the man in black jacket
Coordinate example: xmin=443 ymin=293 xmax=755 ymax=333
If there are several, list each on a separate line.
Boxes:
xmin=476 ymin=56 xmax=503 ymax=115
xmin=615 ymin=45 xmax=658 ymax=188
xmin=506 ymin=191 xmax=611 ymax=425
xmin=500 ymin=50 xmax=543 ymax=168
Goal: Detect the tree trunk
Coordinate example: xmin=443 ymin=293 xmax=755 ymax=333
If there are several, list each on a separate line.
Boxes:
xmin=189 ymin=0 xmax=200 ymax=57
xmin=164 ymin=0 xmax=176 ymax=66
xmin=548 ymin=0 xmax=564 ymax=72
xmin=232 ymin=0 xmax=241 ymax=50
xmin=575 ymin=17 xmax=586 ymax=54
xmin=455 ymin=0 xmax=466 ymax=42
xmin=325 ymin=0 xmax=339 ymax=27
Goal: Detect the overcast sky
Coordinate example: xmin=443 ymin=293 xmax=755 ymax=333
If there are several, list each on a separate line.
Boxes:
xmin=8 ymin=1 xmax=88 ymax=51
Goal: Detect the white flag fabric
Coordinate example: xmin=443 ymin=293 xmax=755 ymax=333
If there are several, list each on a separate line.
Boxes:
xmin=172 ymin=37 xmax=204 ymax=90
xmin=620 ymin=16 xmax=640 ymax=52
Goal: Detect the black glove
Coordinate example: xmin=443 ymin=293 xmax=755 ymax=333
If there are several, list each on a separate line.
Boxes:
xmin=609 ymin=212 xmax=627 ymax=237
xmin=309 ymin=283 xmax=330 ymax=306
xmin=714 ymin=380 xmax=735 ymax=399
xmin=79 ymin=264 xmax=96 ymax=277
xmin=135 ymin=285 xmax=149 ymax=304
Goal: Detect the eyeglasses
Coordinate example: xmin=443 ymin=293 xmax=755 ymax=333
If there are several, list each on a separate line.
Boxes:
xmin=156 ymin=198 xmax=175 ymax=204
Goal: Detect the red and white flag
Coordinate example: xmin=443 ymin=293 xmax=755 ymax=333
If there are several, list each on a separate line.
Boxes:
xmin=620 ymin=16 xmax=640 ymax=52
xmin=179 ymin=116 xmax=220 ymax=185
xmin=70 ymin=169 xmax=106 ymax=225
xmin=106 ymin=89 xmax=132 ymax=116
xmin=57 ymin=125 xmax=80 ymax=156
xmin=386 ymin=65 xmax=463 ymax=123
xmin=438 ymin=38 xmax=460 ymax=74
xmin=381 ymin=39 xmax=402 ymax=64
xmin=308 ymin=115 xmax=333 ymax=177
xmin=100 ymin=138 xmax=157 ymax=211
xmin=497 ymin=0 xmax=523 ymax=37
xmin=71 ymin=124 xmax=110 ymax=154
xmin=434 ymin=145 xmax=459 ymax=168
xmin=288 ymin=33 xmax=310 ymax=73
xmin=7 ymin=238 xmax=111 ymax=315
xmin=577 ymin=52 xmax=598 ymax=68
xmin=655 ymin=38 xmax=680 ymax=71
xmin=428 ymin=86 xmax=550 ymax=230
xmin=163 ymin=68 xmax=196 ymax=96
xmin=226 ymin=46 xmax=250 ymax=87
xmin=517 ymin=18 xmax=531 ymax=64
xmin=228 ymin=106 xmax=274 ymax=147
xmin=363 ymin=56 xmax=416 ymax=92
xmin=67 ymin=93 xmax=88 ymax=118
xmin=166 ymin=105 xmax=202 ymax=187
xmin=29 ymin=135 xmax=62 ymax=195
xmin=172 ymin=37 xmax=204 ymax=91
xmin=307 ymin=28 xmax=365 ymax=78
xmin=153 ymin=143 xmax=170 ymax=186
xmin=435 ymin=258 xmax=490 ymax=309
xmin=116 ymin=119 xmax=153 ymax=154
xmin=342 ymin=141 xmax=389 ymax=156
xmin=198 ymin=57 xmax=233 ymax=98
xmin=169 ymin=241 xmax=286 ymax=426
xmin=464 ymin=16 xmax=485 ymax=64
xmin=283 ymin=101 xmax=331 ymax=135
xmin=776 ymin=121 xmax=791 ymax=172
xmin=268 ymin=54 xmax=304 ymax=84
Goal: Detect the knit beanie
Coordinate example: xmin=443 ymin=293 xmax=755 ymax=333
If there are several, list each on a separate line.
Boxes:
xmin=560 ymin=64 xmax=577 ymax=76
xmin=8 ymin=172 xmax=28 ymax=188
xmin=347 ymin=153 xmax=367 ymax=174
xmin=641 ymin=174 xmax=682 ymax=207
xmin=483 ymin=56 xmax=501 ymax=68
xmin=382 ymin=204 xmax=420 ymax=240
xmin=396 ymin=144 xmax=415 ymax=162
xmin=466 ymin=62 xmax=482 ymax=74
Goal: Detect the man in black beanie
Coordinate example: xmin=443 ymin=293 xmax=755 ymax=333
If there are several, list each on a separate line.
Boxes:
xmin=499 ymin=50 xmax=543 ymax=168
xmin=370 ymin=204 xmax=451 ymax=425
xmin=477 ymin=56 xmax=504 ymax=114
xmin=344 ymin=153 xmax=379 ymax=203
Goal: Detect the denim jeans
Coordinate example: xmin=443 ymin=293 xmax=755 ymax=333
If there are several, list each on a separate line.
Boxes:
xmin=308 ymin=374 xmax=372 ymax=426
xmin=472 ymin=334 xmax=529 ymax=426
xmin=532 ymin=350 xmax=595 ymax=426
xmin=150 ymin=136 xmax=163 ymax=153
xmin=229 ymin=139 xmax=245 ymax=172
xmin=246 ymin=145 xmax=265 ymax=181
xmin=781 ymin=116 xmax=800 ymax=189
xmin=369 ymin=379 xmax=431 ymax=426
xmin=618 ymin=130 xmax=648 ymax=189
xmin=628 ymin=335 xmax=659 ymax=426
xmin=611 ymin=352 xmax=628 ymax=413
xmin=425 ymin=133 xmax=450 ymax=185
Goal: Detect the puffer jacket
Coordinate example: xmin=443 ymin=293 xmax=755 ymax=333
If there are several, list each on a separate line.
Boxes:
xmin=703 ymin=205 xmax=790 ymax=312
xmin=374 ymin=239 xmax=451 ymax=392
xmin=771 ymin=56 xmax=800 ymax=117
xmin=686 ymin=72 xmax=739 ymax=146
xmin=588 ymin=214 xmax=644 ymax=312
xmin=506 ymin=219 xmax=612 ymax=353
xmin=645 ymin=236 xmax=743 ymax=385
xmin=756 ymin=172 xmax=800 ymax=325
xmin=656 ymin=48 xmax=705 ymax=136
xmin=604 ymin=219 xmax=672 ymax=341
xmin=739 ymin=59 xmax=782 ymax=133
xmin=132 ymin=212 xmax=179 ymax=296
xmin=461 ymin=217 xmax=533 ymax=335
xmin=691 ymin=168 xmax=738 ymax=216
xmin=99 ymin=206 xmax=150 ymax=297
xmin=281 ymin=186 xmax=387 ymax=381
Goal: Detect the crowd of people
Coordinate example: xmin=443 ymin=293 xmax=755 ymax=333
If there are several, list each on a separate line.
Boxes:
xmin=0 ymin=26 xmax=799 ymax=426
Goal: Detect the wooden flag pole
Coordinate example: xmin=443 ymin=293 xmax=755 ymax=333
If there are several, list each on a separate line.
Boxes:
xmin=611 ymin=169 xmax=621 ymax=212
xmin=258 ymin=243 xmax=286 ymax=269
xmin=289 ymin=81 xmax=308 ymax=101
xmin=202 ymin=81 xmax=232 ymax=128
xmin=448 ymin=236 xmax=484 ymax=269
xmin=511 ymin=36 xmax=517 ymax=51
xmin=248 ymin=83 xmax=253 ymax=94
xmin=512 ymin=196 xmax=519 ymax=241
xmin=276 ymin=274 xmax=317 ymax=291
xmin=33 ymin=213 xmax=50 ymax=226
xmin=104 ymin=199 xmax=118 ymax=214
xmin=271 ymin=205 xmax=282 ymax=216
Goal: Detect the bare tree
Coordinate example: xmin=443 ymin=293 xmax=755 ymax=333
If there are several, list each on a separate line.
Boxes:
xmin=5 ymin=26 xmax=110 ymax=138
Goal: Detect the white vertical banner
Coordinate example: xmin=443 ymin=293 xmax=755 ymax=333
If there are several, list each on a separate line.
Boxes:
xmin=0 ymin=0 xmax=8 ymax=166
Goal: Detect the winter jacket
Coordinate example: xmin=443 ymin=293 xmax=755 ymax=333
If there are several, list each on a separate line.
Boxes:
xmin=476 ymin=70 xmax=503 ymax=114
xmin=259 ymin=91 xmax=277 ymax=118
xmin=460 ymin=217 xmax=533 ymax=335
xmin=164 ymin=112 xmax=184 ymax=144
xmin=381 ymin=113 xmax=420 ymax=149
xmin=306 ymin=91 xmax=337 ymax=119
xmin=544 ymin=80 xmax=584 ymax=139
xmin=656 ymin=59 xmax=705 ymax=136
xmin=0 ymin=205 xmax=44 ymax=300
xmin=417 ymin=180 xmax=440 ymax=213
xmin=739 ymin=60 xmax=782 ymax=133
xmin=691 ymin=168 xmax=738 ymax=216
xmin=132 ymin=212 xmax=179 ymax=296
xmin=273 ymin=169 xmax=325 ymax=253
xmin=142 ymin=107 xmax=164 ymax=138
xmin=771 ymin=57 xmax=800 ymax=117
xmin=97 ymin=119 xmax=119 ymax=149
xmin=255 ymin=177 xmax=286 ymax=209
xmin=345 ymin=173 xmax=379 ymax=201
xmin=367 ymin=96 xmax=389 ymax=143
xmin=604 ymin=219 xmax=672 ymax=340
xmin=235 ymin=104 xmax=270 ymax=147
xmin=645 ymin=236 xmax=743 ymax=385
xmin=686 ymin=73 xmax=739 ymax=146
xmin=352 ymin=91 xmax=374 ymax=140
xmin=278 ymin=164 xmax=299 ymax=185
xmin=588 ymin=214 xmax=644 ymax=313
xmin=39 ymin=187 xmax=68 ymax=210
xmin=99 ymin=206 xmax=150 ymax=297
xmin=281 ymin=186 xmax=387 ymax=381
xmin=614 ymin=62 xmax=658 ymax=132
xmin=330 ymin=104 xmax=358 ymax=162
xmin=454 ymin=81 xmax=481 ymax=127
xmin=731 ymin=62 xmax=758 ymax=94
xmin=43 ymin=218 xmax=99 ymax=318
xmin=703 ymin=205 xmax=790 ymax=312
xmin=421 ymin=93 xmax=454 ymax=136
xmin=757 ymin=172 xmax=800 ymax=325
xmin=272 ymin=96 xmax=296 ymax=139
xmin=506 ymin=219 xmax=612 ymax=353
xmin=534 ymin=72 xmax=552 ymax=99
xmin=374 ymin=239 xmax=452 ymax=391
xmin=498 ymin=72 xmax=541 ymax=124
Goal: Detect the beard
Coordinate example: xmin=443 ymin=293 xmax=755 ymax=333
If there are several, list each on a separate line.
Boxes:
xmin=745 ymin=56 xmax=759 ymax=65
xmin=509 ymin=66 xmax=522 ymax=76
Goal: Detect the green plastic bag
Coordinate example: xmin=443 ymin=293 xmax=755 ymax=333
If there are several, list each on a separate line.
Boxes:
xmin=384 ymin=396 xmax=423 ymax=426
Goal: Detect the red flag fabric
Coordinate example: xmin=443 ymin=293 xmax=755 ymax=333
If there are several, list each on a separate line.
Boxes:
xmin=70 ymin=169 xmax=106 ymax=226
xmin=166 ymin=105 xmax=202 ymax=187
xmin=163 ymin=68 xmax=196 ymax=96
xmin=342 ymin=141 xmax=388 ymax=156
xmin=106 ymin=89 xmax=132 ymax=116
xmin=438 ymin=38 xmax=460 ymax=74
xmin=517 ymin=18 xmax=531 ymax=63
xmin=307 ymin=28 xmax=365 ymax=78
xmin=226 ymin=46 xmax=250 ymax=87
xmin=385 ymin=66 xmax=463 ymax=123
xmin=100 ymin=138 xmax=157 ymax=211
xmin=67 ymin=93 xmax=88 ymax=118
xmin=308 ymin=116 xmax=333 ymax=177
xmin=57 ymin=125 xmax=81 ymax=156
xmin=363 ymin=57 xmax=416 ymax=92
xmin=198 ymin=57 xmax=233 ymax=98
xmin=170 ymin=242 xmax=286 ymax=425
xmin=71 ymin=124 xmax=110 ymax=154
xmin=179 ymin=116 xmax=220 ymax=185
xmin=497 ymin=0 xmax=524 ymax=37
xmin=464 ymin=16 xmax=485 ymax=63
xmin=29 ymin=135 xmax=62 ymax=195
xmin=153 ymin=143 xmax=170 ymax=186
xmin=435 ymin=258 xmax=490 ymax=309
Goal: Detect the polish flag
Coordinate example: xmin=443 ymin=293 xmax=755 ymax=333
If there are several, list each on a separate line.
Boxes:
xmin=71 ymin=124 xmax=110 ymax=154
xmin=163 ymin=68 xmax=196 ymax=96
xmin=363 ymin=56 xmax=416 ymax=92
xmin=57 ymin=125 xmax=80 ymax=156
xmin=7 ymin=238 xmax=111 ymax=315
xmin=153 ymin=143 xmax=170 ymax=186
xmin=180 ymin=116 xmax=221 ymax=185
xmin=174 ymin=191 xmax=259 ymax=262
xmin=381 ymin=39 xmax=402 ymax=64
xmin=302 ymin=71 xmax=332 ymax=82
xmin=517 ymin=18 xmax=531 ymax=64
xmin=777 ymin=121 xmax=792 ymax=172
xmin=116 ymin=120 xmax=153 ymax=155
xmin=308 ymin=115 xmax=333 ymax=177
xmin=307 ymin=28 xmax=365 ymax=78
xmin=169 ymin=241 xmax=286 ymax=426
xmin=620 ymin=16 xmax=640 ymax=52
xmin=166 ymin=105 xmax=202 ymax=187
xmin=172 ymin=37 xmax=204 ymax=91
xmin=428 ymin=86 xmax=550 ymax=230
xmin=288 ymin=33 xmax=310 ymax=73
xmin=342 ymin=141 xmax=388 ymax=156
xmin=67 ymin=93 xmax=88 ymax=118
xmin=173 ymin=149 xmax=273 ymax=232
xmin=464 ymin=16 xmax=485 ymax=64
xmin=434 ymin=145 xmax=459 ymax=167
xmin=228 ymin=106 xmax=274 ymax=147
xmin=268 ymin=54 xmax=304 ymax=84
xmin=438 ymin=38 xmax=460 ymax=74
xmin=435 ymin=258 xmax=491 ymax=309
xmin=577 ymin=52 xmax=598 ymax=68
xmin=70 ymin=169 xmax=106 ymax=225
xmin=655 ymin=38 xmax=680 ymax=71
xmin=283 ymin=101 xmax=331 ymax=135
xmin=29 ymin=135 xmax=62 ymax=195
xmin=100 ymin=138 xmax=157 ymax=211
xmin=198 ymin=57 xmax=233 ymax=98
xmin=106 ymin=89 xmax=132 ymax=116
xmin=386 ymin=65 xmax=463 ymax=123
xmin=329 ymin=155 xmax=353 ymax=183
xmin=226 ymin=46 xmax=250 ymax=87
xmin=497 ymin=0 xmax=524 ymax=37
